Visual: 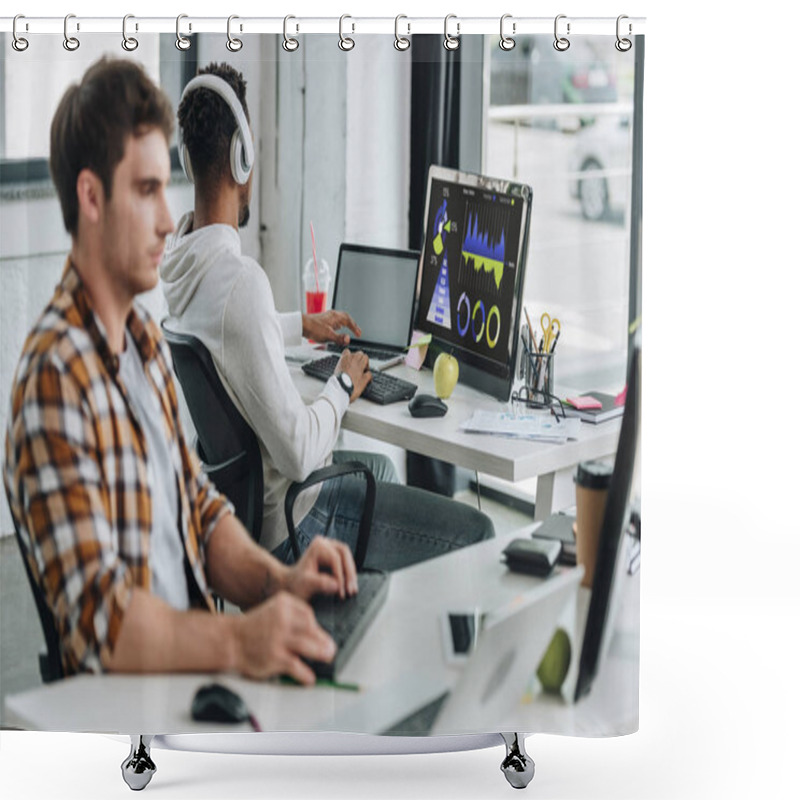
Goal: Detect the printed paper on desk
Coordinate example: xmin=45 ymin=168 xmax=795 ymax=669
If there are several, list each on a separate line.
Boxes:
xmin=460 ymin=411 xmax=581 ymax=443
xmin=405 ymin=331 xmax=431 ymax=370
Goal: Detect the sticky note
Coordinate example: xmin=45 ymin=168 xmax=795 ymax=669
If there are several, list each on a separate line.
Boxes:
xmin=405 ymin=330 xmax=430 ymax=371
xmin=566 ymin=395 xmax=602 ymax=410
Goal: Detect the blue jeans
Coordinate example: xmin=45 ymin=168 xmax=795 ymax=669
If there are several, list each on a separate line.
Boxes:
xmin=272 ymin=450 xmax=494 ymax=571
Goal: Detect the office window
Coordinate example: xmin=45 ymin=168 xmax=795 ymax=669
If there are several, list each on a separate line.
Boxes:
xmin=485 ymin=35 xmax=638 ymax=391
xmin=0 ymin=34 xmax=191 ymax=181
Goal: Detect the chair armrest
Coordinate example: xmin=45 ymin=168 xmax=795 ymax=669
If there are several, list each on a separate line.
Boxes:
xmin=284 ymin=461 xmax=376 ymax=569
xmin=199 ymin=449 xmax=249 ymax=487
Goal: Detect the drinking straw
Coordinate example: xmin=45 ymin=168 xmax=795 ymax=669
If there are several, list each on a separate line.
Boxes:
xmin=310 ymin=221 xmax=320 ymax=293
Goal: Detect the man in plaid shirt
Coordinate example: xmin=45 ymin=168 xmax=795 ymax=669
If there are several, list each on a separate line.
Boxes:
xmin=3 ymin=58 xmax=356 ymax=685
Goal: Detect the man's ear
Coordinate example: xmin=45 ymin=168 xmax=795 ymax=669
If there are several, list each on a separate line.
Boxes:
xmin=75 ymin=168 xmax=104 ymax=225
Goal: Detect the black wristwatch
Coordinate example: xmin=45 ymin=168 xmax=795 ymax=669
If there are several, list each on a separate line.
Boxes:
xmin=337 ymin=371 xmax=354 ymax=397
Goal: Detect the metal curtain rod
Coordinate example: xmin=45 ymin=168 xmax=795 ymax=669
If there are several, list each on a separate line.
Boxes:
xmin=1 ymin=15 xmax=646 ymax=37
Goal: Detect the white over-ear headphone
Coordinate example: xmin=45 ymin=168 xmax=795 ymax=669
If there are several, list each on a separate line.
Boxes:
xmin=178 ymin=74 xmax=254 ymax=186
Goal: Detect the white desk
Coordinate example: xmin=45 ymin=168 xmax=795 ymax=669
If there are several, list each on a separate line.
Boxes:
xmin=5 ymin=530 xmax=638 ymax=739
xmin=293 ymin=360 xmax=621 ymax=518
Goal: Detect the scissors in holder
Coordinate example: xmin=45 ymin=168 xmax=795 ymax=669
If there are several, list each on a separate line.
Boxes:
xmin=540 ymin=312 xmax=561 ymax=353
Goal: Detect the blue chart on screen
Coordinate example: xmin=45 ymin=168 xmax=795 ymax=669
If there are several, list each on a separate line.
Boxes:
xmin=426 ymin=199 xmax=453 ymax=329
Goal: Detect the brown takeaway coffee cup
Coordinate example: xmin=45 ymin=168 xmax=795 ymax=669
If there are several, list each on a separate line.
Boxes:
xmin=574 ymin=460 xmax=613 ymax=588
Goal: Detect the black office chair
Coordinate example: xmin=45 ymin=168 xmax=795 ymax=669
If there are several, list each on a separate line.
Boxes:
xmin=161 ymin=322 xmax=375 ymax=566
xmin=8 ymin=514 xmax=64 ymax=683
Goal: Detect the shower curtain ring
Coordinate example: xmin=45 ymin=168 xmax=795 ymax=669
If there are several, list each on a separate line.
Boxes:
xmin=122 ymin=14 xmax=138 ymax=51
xmin=499 ymin=14 xmax=516 ymax=51
xmin=444 ymin=14 xmax=460 ymax=51
xmin=394 ymin=15 xmax=411 ymax=51
xmin=339 ymin=15 xmax=355 ymax=51
xmin=283 ymin=15 xmax=299 ymax=51
xmin=176 ymin=14 xmax=191 ymax=51
xmin=226 ymin=15 xmax=243 ymax=52
xmin=553 ymin=14 xmax=570 ymax=51
xmin=64 ymin=14 xmax=80 ymax=51
xmin=615 ymin=15 xmax=633 ymax=52
xmin=12 ymin=14 xmax=29 ymax=52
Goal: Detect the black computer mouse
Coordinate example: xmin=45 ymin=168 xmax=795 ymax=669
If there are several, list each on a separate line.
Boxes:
xmin=190 ymin=682 xmax=249 ymax=724
xmin=408 ymin=393 xmax=448 ymax=418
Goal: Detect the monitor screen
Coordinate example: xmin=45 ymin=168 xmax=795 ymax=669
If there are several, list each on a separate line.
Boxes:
xmin=574 ymin=339 xmax=641 ymax=702
xmin=414 ymin=165 xmax=532 ymax=400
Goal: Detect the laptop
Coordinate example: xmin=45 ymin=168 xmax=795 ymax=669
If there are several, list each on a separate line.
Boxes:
xmin=325 ymin=243 xmax=420 ymax=370
xmin=321 ymin=567 xmax=581 ymax=736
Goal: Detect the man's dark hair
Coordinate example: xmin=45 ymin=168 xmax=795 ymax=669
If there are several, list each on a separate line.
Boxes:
xmin=177 ymin=62 xmax=249 ymax=187
xmin=49 ymin=57 xmax=174 ymax=236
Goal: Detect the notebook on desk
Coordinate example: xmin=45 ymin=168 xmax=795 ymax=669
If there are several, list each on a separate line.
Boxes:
xmin=325 ymin=243 xmax=420 ymax=370
xmin=564 ymin=391 xmax=624 ymax=424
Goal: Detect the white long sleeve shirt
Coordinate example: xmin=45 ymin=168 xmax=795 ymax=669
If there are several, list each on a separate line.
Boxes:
xmin=160 ymin=213 xmax=349 ymax=551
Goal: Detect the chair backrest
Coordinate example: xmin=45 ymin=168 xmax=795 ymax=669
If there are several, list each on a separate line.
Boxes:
xmin=9 ymin=514 xmax=64 ymax=683
xmin=161 ymin=321 xmax=264 ymax=542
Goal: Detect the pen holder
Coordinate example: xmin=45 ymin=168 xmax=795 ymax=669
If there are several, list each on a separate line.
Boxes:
xmin=518 ymin=333 xmax=556 ymax=406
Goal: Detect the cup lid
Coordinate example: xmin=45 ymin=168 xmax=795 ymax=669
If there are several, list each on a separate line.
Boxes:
xmin=575 ymin=459 xmax=613 ymax=489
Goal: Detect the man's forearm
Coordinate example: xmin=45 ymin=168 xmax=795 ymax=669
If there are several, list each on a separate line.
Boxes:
xmin=105 ymin=587 xmax=241 ymax=673
xmin=205 ymin=512 xmax=289 ymax=609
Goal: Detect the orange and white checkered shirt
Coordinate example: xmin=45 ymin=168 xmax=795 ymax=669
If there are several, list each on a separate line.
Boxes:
xmin=4 ymin=261 xmax=232 ymax=675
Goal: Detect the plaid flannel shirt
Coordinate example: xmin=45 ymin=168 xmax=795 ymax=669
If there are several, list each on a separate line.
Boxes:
xmin=3 ymin=261 xmax=232 ymax=675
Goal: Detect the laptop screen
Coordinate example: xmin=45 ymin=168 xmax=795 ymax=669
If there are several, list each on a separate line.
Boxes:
xmin=333 ymin=244 xmax=419 ymax=349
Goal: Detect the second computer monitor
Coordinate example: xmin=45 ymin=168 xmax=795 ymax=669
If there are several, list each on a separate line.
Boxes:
xmin=414 ymin=165 xmax=532 ymax=401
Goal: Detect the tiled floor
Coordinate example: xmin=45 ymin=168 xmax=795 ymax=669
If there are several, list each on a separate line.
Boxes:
xmin=0 ymin=489 xmax=533 ymax=727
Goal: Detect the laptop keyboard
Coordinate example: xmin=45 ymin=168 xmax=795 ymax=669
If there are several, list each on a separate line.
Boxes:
xmin=327 ymin=343 xmax=402 ymax=363
xmin=305 ymin=570 xmax=390 ymax=680
xmin=302 ymin=355 xmax=418 ymax=405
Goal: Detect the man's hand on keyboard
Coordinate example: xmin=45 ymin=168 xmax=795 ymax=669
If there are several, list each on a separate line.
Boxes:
xmin=302 ymin=310 xmax=362 ymax=346
xmin=284 ymin=536 xmax=359 ymax=601
xmin=233 ymin=591 xmax=336 ymax=685
xmin=335 ymin=348 xmax=372 ymax=402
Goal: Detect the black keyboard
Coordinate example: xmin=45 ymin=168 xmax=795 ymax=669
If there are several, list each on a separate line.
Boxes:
xmin=302 ymin=355 xmax=418 ymax=405
xmin=327 ymin=343 xmax=402 ymax=363
xmin=306 ymin=570 xmax=390 ymax=680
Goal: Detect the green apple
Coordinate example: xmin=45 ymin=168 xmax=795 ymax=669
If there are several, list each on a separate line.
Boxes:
xmin=433 ymin=353 xmax=459 ymax=399
xmin=536 ymin=628 xmax=571 ymax=694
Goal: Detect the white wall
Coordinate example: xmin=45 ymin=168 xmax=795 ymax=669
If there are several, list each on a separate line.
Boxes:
xmin=344 ymin=36 xmax=411 ymax=249
xmin=261 ymin=35 xmax=411 ymax=310
xmin=259 ymin=35 xmax=348 ymax=312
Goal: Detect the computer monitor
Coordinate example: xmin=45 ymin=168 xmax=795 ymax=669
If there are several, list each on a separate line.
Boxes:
xmin=413 ymin=165 xmax=533 ymax=401
xmin=574 ymin=339 xmax=641 ymax=702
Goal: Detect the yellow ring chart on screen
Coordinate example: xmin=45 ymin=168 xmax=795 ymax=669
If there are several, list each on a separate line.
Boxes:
xmin=540 ymin=312 xmax=561 ymax=352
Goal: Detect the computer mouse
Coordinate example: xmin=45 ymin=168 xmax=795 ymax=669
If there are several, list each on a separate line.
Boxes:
xmin=408 ymin=393 xmax=448 ymax=418
xmin=190 ymin=682 xmax=249 ymax=724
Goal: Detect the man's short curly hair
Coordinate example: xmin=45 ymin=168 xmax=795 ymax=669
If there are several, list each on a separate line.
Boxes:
xmin=178 ymin=63 xmax=250 ymax=186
